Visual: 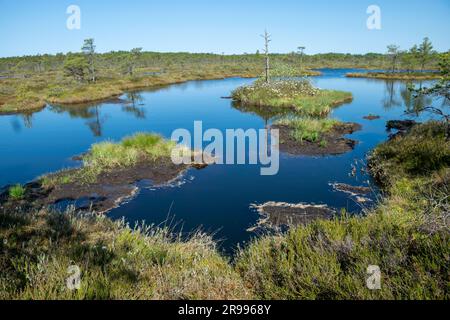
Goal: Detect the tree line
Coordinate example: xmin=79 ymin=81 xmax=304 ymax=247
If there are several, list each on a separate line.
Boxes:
xmin=0 ymin=37 xmax=446 ymax=80
xmin=387 ymin=37 xmax=436 ymax=73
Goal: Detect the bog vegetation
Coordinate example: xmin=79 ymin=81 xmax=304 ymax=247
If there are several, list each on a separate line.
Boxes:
xmin=0 ymin=35 xmax=449 ymax=300
xmin=0 ymin=37 xmax=444 ymax=114
xmin=1 ymin=121 xmax=448 ymax=299
xmin=41 ymin=133 xmax=177 ymax=187
xmin=231 ymin=79 xmax=352 ymax=117
xmin=346 ymin=38 xmax=443 ymax=80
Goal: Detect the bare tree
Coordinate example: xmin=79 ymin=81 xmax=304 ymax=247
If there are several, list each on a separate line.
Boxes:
xmin=82 ymin=38 xmax=96 ymax=82
xmin=297 ymin=46 xmax=306 ymax=73
xmin=261 ymin=30 xmax=271 ymax=83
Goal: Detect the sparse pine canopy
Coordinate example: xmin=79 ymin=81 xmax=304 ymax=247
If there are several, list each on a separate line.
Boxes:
xmin=418 ymin=37 xmax=434 ymax=71
xmin=387 ymin=44 xmax=400 ymax=73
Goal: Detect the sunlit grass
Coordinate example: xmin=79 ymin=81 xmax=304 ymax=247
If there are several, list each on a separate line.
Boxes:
xmin=41 ymin=133 xmax=178 ymax=186
xmin=232 ymin=80 xmax=352 ymax=117
xmin=276 ymin=117 xmax=340 ymax=142
xmin=0 ymin=208 xmax=250 ymax=300
xmin=8 ymin=184 xmax=25 ymax=200
xmin=368 ymin=121 xmax=450 ymax=187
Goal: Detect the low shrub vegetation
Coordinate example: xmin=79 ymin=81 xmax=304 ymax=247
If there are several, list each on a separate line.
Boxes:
xmin=232 ymin=79 xmax=352 ymax=117
xmin=235 ymin=196 xmax=449 ymax=299
xmin=2 ymin=121 xmax=449 ymax=299
xmin=276 ymin=117 xmax=341 ymax=142
xmin=368 ymin=121 xmax=450 ymax=187
xmin=235 ymin=121 xmax=449 ymax=300
xmin=0 ymin=208 xmax=250 ymax=299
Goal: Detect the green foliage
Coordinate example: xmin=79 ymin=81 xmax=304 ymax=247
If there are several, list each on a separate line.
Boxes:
xmin=235 ymin=206 xmax=449 ymax=299
xmin=237 ymin=117 xmax=449 ymax=300
xmin=408 ymin=52 xmax=449 ymax=122
xmin=8 ymin=184 xmax=25 ymax=200
xmin=4 ymin=121 xmax=450 ymax=300
xmin=85 ymin=142 xmax=140 ymax=170
xmin=369 ymin=121 xmax=450 ymax=185
xmin=41 ymin=133 xmax=177 ymax=186
xmin=387 ymin=44 xmax=400 ymax=73
xmin=0 ymin=209 xmax=250 ymax=300
xmin=418 ymin=37 xmax=434 ymax=71
xmin=277 ymin=117 xmax=340 ymax=142
xmin=121 ymin=132 xmax=175 ymax=158
xmin=123 ymin=48 xmax=143 ymax=75
xmin=232 ymin=79 xmax=352 ymax=117
xmin=81 ymin=133 xmax=175 ymax=173
xmin=63 ymin=55 xmax=88 ymax=82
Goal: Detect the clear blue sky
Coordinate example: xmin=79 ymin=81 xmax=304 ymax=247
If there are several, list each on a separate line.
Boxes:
xmin=0 ymin=0 xmax=449 ymax=57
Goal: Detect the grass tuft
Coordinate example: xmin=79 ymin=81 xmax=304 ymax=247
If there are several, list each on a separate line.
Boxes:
xmin=8 ymin=184 xmax=25 ymax=200
xmin=41 ymin=133 xmax=178 ymax=186
xmin=276 ymin=117 xmax=340 ymax=142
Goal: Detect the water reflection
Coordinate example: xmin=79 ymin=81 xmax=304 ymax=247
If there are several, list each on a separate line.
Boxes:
xmin=231 ymin=100 xmax=290 ymax=126
xmin=400 ymin=83 xmax=433 ymax=116
xmin=9 ymin=112 xmax=34 ymax=132
xmin=0 ymin=72 xmax=443 ymax=251
xmin=48 ymin=103 xmax=108 ymax=137
xmin=41 ymin=93 xmax=146 ymax=136
xmin=382 ymin=80 xmax=402 ymax=110
xmin=122 ymin=92 xmax=146 ymax=119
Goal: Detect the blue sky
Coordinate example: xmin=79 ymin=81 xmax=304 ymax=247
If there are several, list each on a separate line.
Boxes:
xmin=0 ymin=0 xmax=449 ymax=57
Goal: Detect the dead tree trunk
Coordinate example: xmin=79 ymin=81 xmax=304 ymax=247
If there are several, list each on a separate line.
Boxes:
xmin=261 ymin=30 xmax=271 ymax=83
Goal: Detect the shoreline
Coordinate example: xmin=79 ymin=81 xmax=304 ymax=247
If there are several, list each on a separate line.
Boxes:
xmin=0 ymin=69 xmax=323 ymax=115
xmin=346 ymin=72 xmax=441 ymax=80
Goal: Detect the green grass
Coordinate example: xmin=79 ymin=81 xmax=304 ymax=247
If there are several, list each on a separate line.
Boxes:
xmin=234 ymin=120 xmax=449 ymax=300
xmin=235 ymin=192 xmax=449 ymax=299
xmin=276 ymin=117 xmax=341 ymax=142
xmin=0 ymin=208 xmax=250 ymax=300
xmin=4 ymin=122 xmax=449 ymax=300
xmin=41 ymin=133 xmax=177 ymax=186
xmin=368 ymin=121 xmax=450 ymax=187
xmin=8 ymin=184 xmax=25 ymax=200
xmin=121 ymin=133 xmax=176 ymax=159
xmin=232 ymin=80 xmax=352 ymax=117
xmin=83 ymin=132 xmax=175 ymax=170
xmin=3 ymin=172 xmax=447 ymax=299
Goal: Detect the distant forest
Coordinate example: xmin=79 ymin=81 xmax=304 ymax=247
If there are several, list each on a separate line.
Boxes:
xmin=0 ymin=50 xmax=444 ymax=76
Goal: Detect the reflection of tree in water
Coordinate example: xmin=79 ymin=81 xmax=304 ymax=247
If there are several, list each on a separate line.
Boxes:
xmin=122 ymin=92 xmax=146 ymax=119
xmin=47 ymin=93 xmax=147 ymax=137
xmin=48 ymin=103 xmax=107 ymax=137
xmin=400 ymin=81 xmax=432 ymax=116
xmin=382 ymin=80 xmax=434 ymax=114
xmin=86 ymin=105 xmax=105 ymax=136
xmin=382 ymin=80 xmax=402 ymax=110
xmin=231 ymin=100 xmax=290 ymax=127
xmin=21 ymin=113 xmax=33 ymax=128
xmin=9 ymin=113 xmax=34 ymax=132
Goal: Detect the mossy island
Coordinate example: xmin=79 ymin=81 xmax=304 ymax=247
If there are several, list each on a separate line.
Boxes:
xmin=232 ymin=79 xmax=353 ymax=117
xmin=231 ymin=79 xmax=358 ymax=155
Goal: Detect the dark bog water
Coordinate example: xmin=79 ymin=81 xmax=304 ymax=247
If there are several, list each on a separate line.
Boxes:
xmin=0 ymin=69 xmax=436 ymax=253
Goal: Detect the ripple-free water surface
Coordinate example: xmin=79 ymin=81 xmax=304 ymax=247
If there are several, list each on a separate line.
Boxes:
xmin=0 ymin=69 xmax=435 ymax=252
